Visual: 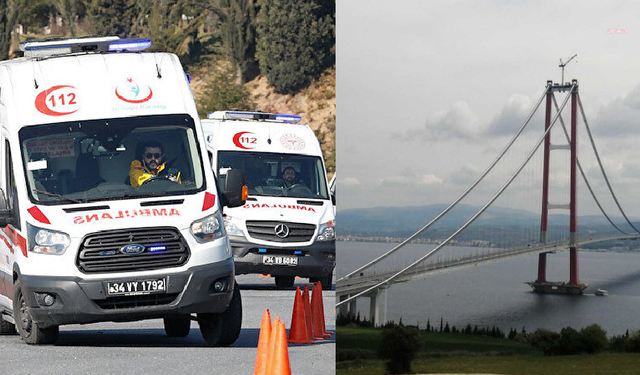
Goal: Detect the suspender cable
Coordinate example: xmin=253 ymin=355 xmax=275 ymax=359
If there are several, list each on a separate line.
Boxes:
xmin=578 ymin=96 xmax=640 ymax=234
xmin=337 ymin=84 xmax=576 ymax=308
xmin=338 ymin=83 xmax=551 ymax=282
xmin=551 ymin=96 xmax=630 ymax=235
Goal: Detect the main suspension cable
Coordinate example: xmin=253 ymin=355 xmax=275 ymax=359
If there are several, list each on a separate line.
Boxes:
xmin=336 ymin=84 xmax=576 ymax=308
xmin=578 ymin=96 xmax=640 ymax=233
xmin=338 ymin=83 xmax=551 ymax=281
xmin=551 ymin=95 xmax=630 ymax=235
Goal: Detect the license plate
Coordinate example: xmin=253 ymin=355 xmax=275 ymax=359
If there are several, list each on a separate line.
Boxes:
xmin=263 ymin=255 xmax=298 ymax=266
xmin=107 ymin=278 xmax=167 ymax=296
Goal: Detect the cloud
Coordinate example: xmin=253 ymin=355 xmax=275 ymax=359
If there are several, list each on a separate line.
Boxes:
xmin=379 ymin=176 xmax=412 ymax=186
xmin=391 ymin=93 xmax=540 ymax=143
xmin=379 ymin=170 xmax=444 ymax=187
xmin=391 ymin=100 xmax=480 ymax=142
xmin=483 ymin=94 xmax=535 ymax=136
xmin=342 ymin=177 xmax=361 ymax=186
xmin=418 ymin=174 xmax=444 ymax=186
xmin=449 ymin=164 xmax=483 ymax=185
xmin=592 ymin=84 xmax=640 ymax=137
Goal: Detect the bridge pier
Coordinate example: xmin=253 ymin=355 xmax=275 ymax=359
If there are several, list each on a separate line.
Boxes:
xmin=536 ymin=252 xmax=547 ymax=283
xmin=338 ymin=294 xmax=349 ymax=318
xmin=368 ymin=287 xmax=387 ymax=327
xmin=349 ymin=298 xmax=357 ymax=319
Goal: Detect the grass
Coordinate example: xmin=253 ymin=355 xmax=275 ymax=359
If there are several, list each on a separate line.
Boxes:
xmin=337 ymin=325 xmax=640 ymax=375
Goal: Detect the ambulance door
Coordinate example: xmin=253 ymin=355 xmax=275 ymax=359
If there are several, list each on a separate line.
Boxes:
xmin=0 ymin=135 xmax=19 ymax=300
xmin=0 ymin=137 xmax=9 ymax=298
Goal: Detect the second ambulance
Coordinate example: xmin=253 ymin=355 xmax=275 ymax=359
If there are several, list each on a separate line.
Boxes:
xmin=202 ymin=111 xmax=335 ymax=289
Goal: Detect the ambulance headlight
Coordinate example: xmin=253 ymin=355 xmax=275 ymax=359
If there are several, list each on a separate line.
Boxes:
xmin=190 ymin=211 xmax=226 ymax=243
xmin=223 ymin=215 xmax=245 ymax=238
xmin=317 ymin=220 xmax=335 ymax=241
xmin=27 ymin=223 xmax=70 ymax=255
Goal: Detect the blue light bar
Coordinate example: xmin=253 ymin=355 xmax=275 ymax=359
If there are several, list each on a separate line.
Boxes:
xmin=108 ymin=38 xmax=152 ymax=52
xmin=258 ymin=248 xmax=267 ymax=253
xmin=148 ymin=245 xmax=167 ymax=252
xmin=275 ymin=114 xmax=302 ymax=123
xmin=217 ymin=111 xmax=302 ymax=123
xmin=294 ymin=250 xmax=303 ymax=255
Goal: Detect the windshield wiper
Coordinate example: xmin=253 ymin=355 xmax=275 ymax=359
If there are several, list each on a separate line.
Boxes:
xmin=34 ymin=190 xmax=83 ymax=204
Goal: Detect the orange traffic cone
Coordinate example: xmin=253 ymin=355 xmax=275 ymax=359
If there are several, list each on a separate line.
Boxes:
xmin=288 ymin=287 xmax=312 ymax=344
xmin=267 ymin=320 xmax=291 ymax=375
xmin=311 ymin=282 xmax=332 ymax=338
xmin=265 ymin=317 xmax=281 ymax=374
xmin=302 ymin=284 xmax=319 ymax=341
xmin=254 ymin=309 xmax=272 ymax=375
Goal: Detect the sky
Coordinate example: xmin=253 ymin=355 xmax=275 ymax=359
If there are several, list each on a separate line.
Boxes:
xmin=337 ymin=0 xmax=640 ymax=218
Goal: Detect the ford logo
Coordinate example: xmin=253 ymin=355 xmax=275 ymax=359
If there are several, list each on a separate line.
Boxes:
xmin=120 ymin=244 xmax=146 ymax=255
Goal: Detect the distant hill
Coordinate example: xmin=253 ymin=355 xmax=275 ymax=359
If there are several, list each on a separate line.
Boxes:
xmin=337 ymin=204 xmax=640 ymax=247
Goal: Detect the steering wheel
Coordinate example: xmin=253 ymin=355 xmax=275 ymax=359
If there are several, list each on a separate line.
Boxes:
xmin=141 ymin=175 xmax=177 ymax=186
xmin=288 ymin=184 xmax=313 ymax=195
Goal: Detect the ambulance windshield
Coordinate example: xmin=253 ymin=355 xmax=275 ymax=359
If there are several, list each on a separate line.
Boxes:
xmin=217 ymin=151 xmax=329 ymax=200
xmin=19 ymin=114 xmax=206 ymax=205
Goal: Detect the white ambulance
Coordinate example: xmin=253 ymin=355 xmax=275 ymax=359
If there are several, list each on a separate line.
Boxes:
xmin=0 ymin=37 xmax=246 ymax=346
xmin=202 ymin=111 xmax=335 ymax=289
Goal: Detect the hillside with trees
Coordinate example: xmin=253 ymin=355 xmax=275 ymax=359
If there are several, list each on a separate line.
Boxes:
xmin=0 ymin=0 xmax=335 ymax=173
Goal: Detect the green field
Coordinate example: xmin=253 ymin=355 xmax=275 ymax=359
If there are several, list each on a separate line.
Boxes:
xmin=337 ymin=325 xmax=640 ymax=375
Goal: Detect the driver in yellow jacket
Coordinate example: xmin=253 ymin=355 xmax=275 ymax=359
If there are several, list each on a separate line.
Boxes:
xmin=129 ymin=141 xmax=181 ymax=187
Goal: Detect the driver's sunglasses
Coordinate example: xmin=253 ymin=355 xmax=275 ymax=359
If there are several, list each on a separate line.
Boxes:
xmin=144 ymin=153 xmax=162 ymax=159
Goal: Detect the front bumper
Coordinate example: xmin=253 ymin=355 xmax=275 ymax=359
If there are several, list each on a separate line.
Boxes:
xmin=19 ymin=258 xmax=235 ymax=328
xmin=231 ymin=237 xmax=335 ymax=278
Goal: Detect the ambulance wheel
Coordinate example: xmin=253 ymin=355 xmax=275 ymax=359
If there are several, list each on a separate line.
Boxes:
xmin=311 ymin=273 xmax=333 ymax=290
xmin=198 ymin=285 xmax=242 ymax=347
xmin=13 ymin=279 xmax=58 ymax=345
xmin=0 ymin=315 xmax=16 ymax=335
xmin=275 ymin=276 xmax=295 ymax=288
xmin=163 ymin=315 xmax=191 ymax=337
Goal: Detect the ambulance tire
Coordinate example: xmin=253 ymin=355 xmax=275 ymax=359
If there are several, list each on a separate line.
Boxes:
xmin=311 ymin=273 xmax=333 ymax=291
xmin=13 ymin=279 xmax=59 ymax=345
xmin=198 ymin=285 xmax=242 ymax=347
xmin=275 ymin=276 xmax=295 ymax=288
xmin=0 ymin=315 xmax=17 ymax=335
xmin=163 ymin=315 xmax=191 ymax=337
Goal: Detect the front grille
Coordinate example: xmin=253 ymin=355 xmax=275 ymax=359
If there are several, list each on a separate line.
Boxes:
xmin=77 ymin=227 xmax=189 ymax=273
xmin=94 ymin=293 xmax=180 ymax=310
xmin=246 ymin=221 xmax=315 ymax=243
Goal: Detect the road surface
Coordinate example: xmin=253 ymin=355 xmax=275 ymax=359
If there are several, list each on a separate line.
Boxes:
xmin=0 ymin=274 xmax=335 ymax=374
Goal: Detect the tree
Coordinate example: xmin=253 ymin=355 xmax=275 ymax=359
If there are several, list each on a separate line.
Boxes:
xmin=579 ymin=324 xmax=608 ymax=354
xmin=529 ymin=328 xmax=561 ymax=356
xmin=53 ymin=0 xmax=81 ymax=36
xmin=558 ymin=326 xmax=582 ymax=355
xmin=16 ymin=0 xmax=53 ymax=34
xmin=378 ymin=325 xmax=422 ymax=375
xmin=221 ymin=0 xmax=258 ymax=82
xmin=255 ymin=0 xmax=334 ymax=94
xmin=85 ymin=0 xmax=135 ymax=37
xmin=0 ymin=0 xmax=18 ymax=60
xmin=197 ymin=66 xmax=255 ymax=117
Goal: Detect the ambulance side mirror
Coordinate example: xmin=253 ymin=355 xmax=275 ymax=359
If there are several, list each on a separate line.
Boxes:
xmin=223 ymin=169 xmax=247 ymax=208
xmin=0 ymin=189 xmax=11 ymax=226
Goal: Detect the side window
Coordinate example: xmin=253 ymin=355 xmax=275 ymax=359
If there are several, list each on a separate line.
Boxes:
xmin=6 ymin=140 xmax=20 ymax=229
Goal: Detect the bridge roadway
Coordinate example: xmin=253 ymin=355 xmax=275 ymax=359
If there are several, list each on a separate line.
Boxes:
xmin=337 ymin=234 xmax=640 ymax=298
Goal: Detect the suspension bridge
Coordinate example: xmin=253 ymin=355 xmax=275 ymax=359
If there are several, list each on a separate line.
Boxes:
xmin=336 ymin=79 xmax=640 ymax=325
